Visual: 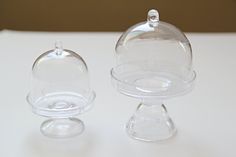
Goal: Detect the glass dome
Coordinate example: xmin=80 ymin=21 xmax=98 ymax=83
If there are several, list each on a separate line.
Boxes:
xmin=111 ymin=9 xmax=196 ymax=142
xmin=27 ymin=42 xmax=95 ymax=138
xmin=111 ymin=9 xmax=196 ymax=98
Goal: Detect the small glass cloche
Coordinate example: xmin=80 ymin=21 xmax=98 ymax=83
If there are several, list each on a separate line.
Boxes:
xmin=111 ymin=9 xmax=196 ymax=141
xmin=27 ymin=42 xmax=96 ymax=138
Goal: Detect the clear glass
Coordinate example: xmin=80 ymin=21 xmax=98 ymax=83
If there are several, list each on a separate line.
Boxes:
xmin=111 ymin=9 xmax=196 ymax=141
xmin=27 ymin=42 xmax=95 ymax=138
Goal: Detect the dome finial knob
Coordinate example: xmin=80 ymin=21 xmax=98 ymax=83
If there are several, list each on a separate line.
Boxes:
xmin=55 ymin=40 xmax=63 ymax=55
xmin=147 ymin=9 xmax=159 ymax=27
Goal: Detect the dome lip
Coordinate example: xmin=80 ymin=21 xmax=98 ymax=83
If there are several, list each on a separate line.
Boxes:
xmin=110 ymin=65 xmax=196 ymax=98
xmin=111 ymin=65 xmax=196 ymax=86
xmin=115 ymin=21 xmax=190 ymax=51
xmin=32 ymin=49 xmax=87 ymax=70
xmin=26 ymin=90 xmax=96 ymax=117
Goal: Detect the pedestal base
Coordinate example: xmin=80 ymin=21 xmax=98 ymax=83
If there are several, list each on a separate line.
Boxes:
xmin=126 ymin=103 xmax=176 ymax=142
xmin=40 ymin=118 xmax=84 ymax=138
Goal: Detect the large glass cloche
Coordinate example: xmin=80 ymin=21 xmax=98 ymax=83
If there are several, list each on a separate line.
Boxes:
xmin=111 ymin=9 xmax=196 ymax=141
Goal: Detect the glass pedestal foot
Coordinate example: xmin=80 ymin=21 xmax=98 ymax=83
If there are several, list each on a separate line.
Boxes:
xmin=40 ymin=117 xmax=84 ymax=138
xmin=126 ymin=101 xmax=176 ymax=142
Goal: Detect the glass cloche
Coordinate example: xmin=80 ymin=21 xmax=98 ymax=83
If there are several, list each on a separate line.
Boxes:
xmin=111 ymin=9 xmax=196 ymax=141
xmin=27 ymin=42 xmax=96 ymax=138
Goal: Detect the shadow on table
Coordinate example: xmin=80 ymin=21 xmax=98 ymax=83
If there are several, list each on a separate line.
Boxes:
xmin=24 ymin=129 xmax=97 ymax=157
xmin=114 ymin=130 xmax=219 ymax=157
xmin=23 ymin=127 xmax=219 ymax=157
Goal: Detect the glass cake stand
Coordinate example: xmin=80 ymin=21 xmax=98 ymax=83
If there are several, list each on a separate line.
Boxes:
xmin=27 ymin=42 xmax=96 ymax=138
xmin=111 ymin=9 xmax=196 ymax=142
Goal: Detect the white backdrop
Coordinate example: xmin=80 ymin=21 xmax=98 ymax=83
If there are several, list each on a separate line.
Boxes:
xmin=0 ymin=31 xmax=235 ymax=157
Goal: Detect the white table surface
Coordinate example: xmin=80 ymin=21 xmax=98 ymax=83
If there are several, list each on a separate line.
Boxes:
xmin=0 ymin=30 xmax=235 ymax=157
